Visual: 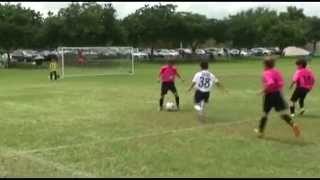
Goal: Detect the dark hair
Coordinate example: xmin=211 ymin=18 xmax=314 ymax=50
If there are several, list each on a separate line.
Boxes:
xmin=200 ymin=61 xmax=209 ymax=70
xmin=51 ymin=54 xmax=58 ymax=61
xmin=263 ymin=57 xmax=275 ymax=69
xmin=296 ymin=57 xmax=307 ymax=68
xmin=167 ymin=59 xmax=175 ymax=65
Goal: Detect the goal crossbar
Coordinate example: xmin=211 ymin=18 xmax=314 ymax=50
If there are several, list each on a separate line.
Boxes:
xmin=57 ymin=46 xmax=135 ymax=79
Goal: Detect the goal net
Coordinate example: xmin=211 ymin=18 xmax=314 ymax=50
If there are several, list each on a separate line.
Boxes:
xmin=57 ymin=46 xmax=134 ymax=78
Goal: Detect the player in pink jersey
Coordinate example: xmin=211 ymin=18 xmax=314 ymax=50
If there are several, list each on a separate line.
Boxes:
xmin=158 ymin=59 xmax=184 ymax=111
xmin=254 ymin=57 xmax=300 ymax=138
xmin=289 ymin=58 xmax=316 ymax=117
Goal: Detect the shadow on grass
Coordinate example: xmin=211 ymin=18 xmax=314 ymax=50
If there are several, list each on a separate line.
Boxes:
xmin=298 ymin=114 xmax=320 ymax=119
xmin=263 ymin=136 xmax=316 ymax=146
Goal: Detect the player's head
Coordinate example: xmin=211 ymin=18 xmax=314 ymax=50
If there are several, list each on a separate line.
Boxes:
xmin=167 ymin=59 xmax=175 ymax=66
xmin=51 ymin=54 xmax=58 ymax=62
xmin=200 ymin=61 xmax=209 ymax=70
xmin=263 ymin=56 xmax=275 ymax=69
xmin=296 ymin=57 xmax=307 ymax=68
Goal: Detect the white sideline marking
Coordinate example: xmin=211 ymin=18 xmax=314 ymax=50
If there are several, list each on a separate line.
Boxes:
xmin=21 ymin=119 xmax=253 ymax=154
xmin=1 ymin=147 xmax=96 ymax=177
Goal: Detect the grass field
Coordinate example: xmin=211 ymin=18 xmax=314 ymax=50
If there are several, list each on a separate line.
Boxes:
xmin=0 ymin=58 xmax=320 ymax=177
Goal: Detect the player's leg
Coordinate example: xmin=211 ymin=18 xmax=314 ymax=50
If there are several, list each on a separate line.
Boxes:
xmin=159 ymin=82 xmax=168 ymax=111
xmin=193 ymin=90 xmax=205 ymax=122
xmin=255 ymin=94 xmax=272 ymax=138
xmin=170 ymin=83 xmax=180 ymax=110
xmin=193 ymin=90 xmax=202 ymax=111
xmin=50 ymin=72 xmax=53 ymax=80
xmin=53 ymin=71 xmax=57 ymax=80
xmin=298 ymin=89 xmax=309 ymax=115
xmin=200 ymin=92 xmax=210 ymax=116
xmin=276 ymin=92 xmax=300 ymax=137
xmin=289 ymin=88 xmax=299 ymax=117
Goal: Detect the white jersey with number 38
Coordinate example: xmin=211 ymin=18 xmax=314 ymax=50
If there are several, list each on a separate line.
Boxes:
xmin=192 ymin=70 xmax=218 ymax=92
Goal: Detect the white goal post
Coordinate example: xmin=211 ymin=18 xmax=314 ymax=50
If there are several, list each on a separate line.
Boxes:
xmin=57 ymin=46 xmax=135 ymax=78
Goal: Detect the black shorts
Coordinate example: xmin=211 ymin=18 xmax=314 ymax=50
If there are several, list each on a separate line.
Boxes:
xmin=263 ymin=91 xmax=288 ymax=113
xmin=290 ymin=87 xmax=310 ymax=102
xmin=161 ymin=82 xmax=177 ymax=95
xmin=194 ymin=90 xmax=210 ymax=104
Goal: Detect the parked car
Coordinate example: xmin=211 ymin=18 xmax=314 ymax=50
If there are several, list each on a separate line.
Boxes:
xmin=11 ymin=50 xmax=45 ymax=64
xmin=178 ymin=48 xmax=192 ymax=56
xmin=230 ymin=49 xmax=240 ymax=56
xmin=205 ymin=48 xmax=218 ymax=56
xmin=250 ymin=48 xmax=264 ymax=56
xmin=132 ymin=51 xmax=149 ymax=59
xmin=240 ymin=49 xmax=249 ymax=56
xmin=195 ymin=49 xmax=206 ymax=55
xmin=168 ymin=49 xmax=179 ymax=57
xmin=154 ymin=49 xmax=178 ymax=58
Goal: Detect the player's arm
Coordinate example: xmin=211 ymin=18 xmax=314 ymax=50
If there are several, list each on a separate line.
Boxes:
xmin=290 ymin=71 xmax=299 ymax=90
xmin=216 ymin=81 xmax=229 ymax=94
xmin=188 ymin=82 xmax=196 ymax=92
xmin=213 ymin=75 xmax=228 ymax=94
xmin=176 ymin=70 xmax=184 ymax=82
xmin=289 ymin=81 xmax=296 ymax=90
xmin=158 ymin=68 xmax=163 ymax=82
xmin=258 ymin=75 xmax=274 ymax=95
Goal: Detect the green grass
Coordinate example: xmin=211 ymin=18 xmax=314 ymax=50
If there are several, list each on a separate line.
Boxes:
xmin=0 ymin=58 xmax=320 ymax=177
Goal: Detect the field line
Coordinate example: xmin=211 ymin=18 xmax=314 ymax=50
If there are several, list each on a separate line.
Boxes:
xmin=1 ymin=147 xmax=96 ymax=177
xmin=21 ymin=119 xmax=254 ymax=154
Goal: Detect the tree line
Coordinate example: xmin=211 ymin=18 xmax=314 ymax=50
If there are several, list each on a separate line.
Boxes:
xmin=1 ymin=2 xmax=320 ymax=57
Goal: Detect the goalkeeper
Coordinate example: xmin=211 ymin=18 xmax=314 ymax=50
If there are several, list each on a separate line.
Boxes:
xmin=49 ymin=55 xmax=59 ymax=80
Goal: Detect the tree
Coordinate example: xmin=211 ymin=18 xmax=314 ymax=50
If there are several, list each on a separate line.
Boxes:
xmin=266 ymin=6 xmax=308 ymax=53
xmin=171 ymin=12 xmax=210 ymax=53
xmin=56 ymin=2 xmax=122 ymax=46
xmin=123 ymin=4 xmax=177 ymax=56
xmin=0 ymin=3 xmax=43 ymax=66
xmin=306 ymin=16 xmax=320 ymax=54
xmin=228 ymin=8 xmax=260 ymax=49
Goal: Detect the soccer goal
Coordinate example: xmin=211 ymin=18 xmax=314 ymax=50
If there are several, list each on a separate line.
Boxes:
xmin=57 ymin=46 xmax=134 ymax=78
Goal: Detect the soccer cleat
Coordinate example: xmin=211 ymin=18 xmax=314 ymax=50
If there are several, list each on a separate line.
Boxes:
xmin=299 ymin=109 xmax=305 ymax=116
xmin=158 ymin=107 xmax=163 ymax=112
xmin=254 ymin=128 xmax=264 ymax=138
xmin=292 ymin=123 xmax=301 ymax=137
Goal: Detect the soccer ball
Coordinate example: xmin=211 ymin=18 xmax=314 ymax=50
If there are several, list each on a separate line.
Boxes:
xmin=194 ymin=104 xmax=202 ymax=112
xmin=165 ymin=102 xmax=176 ymax=111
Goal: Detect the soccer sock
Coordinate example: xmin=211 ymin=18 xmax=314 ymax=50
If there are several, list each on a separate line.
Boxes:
xmin=280 ymin=114 xmax=294 ymax=127
xmin=160 ymin=98 xmax=164 ymax=109
xmin=200 ymin=101 xmax=205 ymax=111
xmin=175 ymin=96 xmax=180 ymax=108
xmin=290 ymin=105 xmax=295 ymax=114
xmin=258 ymin=116 xmax=268 ymax=133
xmin=299 ymin=98 xmax=304 ymax=109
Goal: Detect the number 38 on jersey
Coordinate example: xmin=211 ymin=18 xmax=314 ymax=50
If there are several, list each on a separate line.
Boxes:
xmin=192 ymin=71 xmax=218 ymax=92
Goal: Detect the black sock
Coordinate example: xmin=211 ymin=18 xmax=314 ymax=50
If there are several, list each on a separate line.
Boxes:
xmin=299 ymin=98 xmax=304 ymax=109
xmin=175 ymin=96 xmax=180 ymax=108
xmin=290 ymin=106 xmax=295 ymax=114
xmin=160 ymin=98 xmax=164 ymax=109
xmin=259 ymin=116 xmax=268 ymax=133
xmin=281 ymin=114 xmax=294 ymax=127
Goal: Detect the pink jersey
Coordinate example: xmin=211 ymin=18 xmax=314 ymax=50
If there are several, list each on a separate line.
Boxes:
xmin=262 ymin=68 xmax=284 ymax=94
xmin=292 ymin=68 xmax=315 ymax=90
xmin=159 ymin=65 xmax=178 ymax=82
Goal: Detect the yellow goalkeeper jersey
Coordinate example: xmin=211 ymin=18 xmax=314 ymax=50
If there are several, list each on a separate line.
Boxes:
xmin=49 ymin=62 xmax=58 ymax=72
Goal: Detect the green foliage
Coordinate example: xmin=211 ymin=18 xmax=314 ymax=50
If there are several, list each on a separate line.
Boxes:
xmin=0 ymin=3 xmax=43 ymax=51
xmin=0 ymin=3 xmax=320 ymax=55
